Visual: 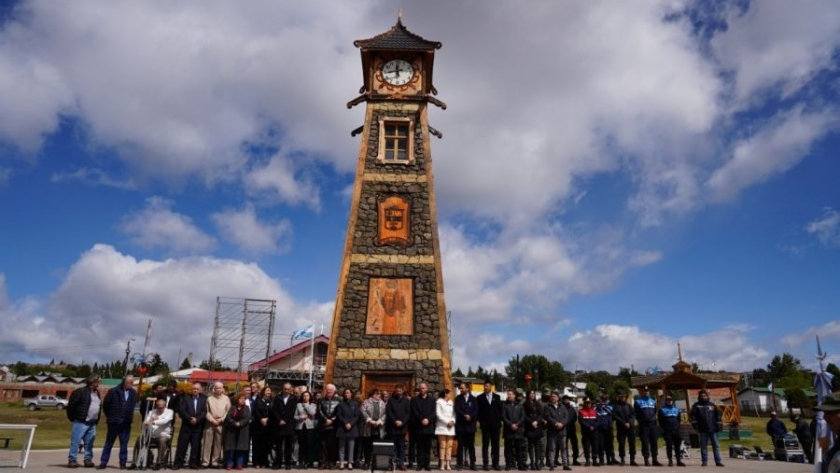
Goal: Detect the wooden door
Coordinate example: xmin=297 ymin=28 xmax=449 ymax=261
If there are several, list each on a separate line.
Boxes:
xmin=361 ymin=372 xmax=414 ymax=397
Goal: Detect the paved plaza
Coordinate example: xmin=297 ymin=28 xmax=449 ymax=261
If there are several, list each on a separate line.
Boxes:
xmin=0 ymin=448 xmax=816 ymax=473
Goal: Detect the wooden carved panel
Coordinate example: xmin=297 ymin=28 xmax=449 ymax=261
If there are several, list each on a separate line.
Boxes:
xmin=366 ymin=278 xmax=413 ymax=335
xmin=376 ymin=195 xmax=411 ymax=246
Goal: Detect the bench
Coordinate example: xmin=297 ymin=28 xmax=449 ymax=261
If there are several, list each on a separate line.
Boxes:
xmin=0 ymin=437 xmax=12 ymax=448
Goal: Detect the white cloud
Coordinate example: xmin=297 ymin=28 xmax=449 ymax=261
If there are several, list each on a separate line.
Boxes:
xmin=243 ymin=153 xmax=320 ymax=209
xmin=119 ymin=197 xmax=217 ymax=254
xmin=211 ymin=204 xmax=293 ymax=255
xmin=51 ymin=167 xmax=136 ymax=189
xmin=711 ymin=1 xmax=840 ymax=107
xmin=706 ymin=106 xmax=837 ymax=202
xmin=807 ymin=207 xmax=840 ymax=248
xmin=566 ymin=324 xmax=769 ymax=372
xmin=0 ymin=245 xmax=328 ymax=365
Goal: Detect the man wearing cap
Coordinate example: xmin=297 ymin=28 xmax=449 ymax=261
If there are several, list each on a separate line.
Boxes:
xmin=577 ymin=398 xmax=597 ymax=467
xmin=633 ymin=386 xmax=662 ymax=467
xmin=792 ymin=412 xmax=813 ymax=465
xmin=611 ymin=392 xmax=637 ymax=466
xmin=657 ymin=396 xmax=685 ymax=467
xmin=765 ymin=411 xmax=787 ymax=440
xmin=814 ymin=392 xmax=840 ymax=473
xmin=689 ymin=389 xmax=723 ymax=467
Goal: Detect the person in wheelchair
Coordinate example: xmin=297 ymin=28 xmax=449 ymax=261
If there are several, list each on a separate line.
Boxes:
xmin=131 ymin=397 xmax=174 ymax=470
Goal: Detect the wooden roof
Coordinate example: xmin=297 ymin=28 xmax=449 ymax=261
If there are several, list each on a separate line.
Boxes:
xmin=354 ymin=18 xmax=441 ymax=51
xmin=632 ymin=370 xmax=740 ymax=390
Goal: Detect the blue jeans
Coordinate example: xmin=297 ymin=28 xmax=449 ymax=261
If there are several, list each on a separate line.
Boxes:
xmin=226 ymin=450 xmax=246 ymax=468
xmin=698 ymin=432 xmax=722 ymax=465
xmin=69 ymin=421 xmax=97 ymax=463
xmin=100 ymin=422 xmax=132 ymax=466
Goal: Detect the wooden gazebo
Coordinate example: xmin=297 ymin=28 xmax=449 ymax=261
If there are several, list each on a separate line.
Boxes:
xmin=631 ymin=345 xmax=742 ymax=424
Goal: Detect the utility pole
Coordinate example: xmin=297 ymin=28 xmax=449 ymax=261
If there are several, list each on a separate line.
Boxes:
xmin=123 ymin=339 xmax=132 ymax=377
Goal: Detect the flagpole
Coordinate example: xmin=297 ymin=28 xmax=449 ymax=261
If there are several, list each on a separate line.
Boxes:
xmin=309 ymin=320 xmax=315 ymax=392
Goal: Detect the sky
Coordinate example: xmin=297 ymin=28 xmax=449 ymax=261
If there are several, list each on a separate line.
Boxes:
xmin=1 ymin=0 xmax=839 ymax=379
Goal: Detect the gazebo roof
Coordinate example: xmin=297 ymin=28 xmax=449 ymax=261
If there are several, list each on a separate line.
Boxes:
xmin=632 ymin=370 xmax=741 ymax=390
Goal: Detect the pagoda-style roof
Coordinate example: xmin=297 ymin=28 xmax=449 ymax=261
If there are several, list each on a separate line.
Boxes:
xmin=354 ymin=18 xmax=441 ymax=51
xmin=632 ymin=370 xmax=741 ymax=390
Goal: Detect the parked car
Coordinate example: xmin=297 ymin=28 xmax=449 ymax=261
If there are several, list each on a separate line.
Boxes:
xmin=23 ymin=394 xmax=69 ymax=410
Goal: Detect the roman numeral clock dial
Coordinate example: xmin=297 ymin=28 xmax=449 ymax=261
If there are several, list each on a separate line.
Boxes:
xmin=382 ymin=59 xmax=414 ymax=86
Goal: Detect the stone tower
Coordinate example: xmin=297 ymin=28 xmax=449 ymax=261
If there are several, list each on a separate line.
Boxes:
xmin=324 ymin=18 xmax=452 ymax=394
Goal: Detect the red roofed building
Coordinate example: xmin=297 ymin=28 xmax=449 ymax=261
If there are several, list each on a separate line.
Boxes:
xmin=249 ymin=335 xmax=328 ymax=389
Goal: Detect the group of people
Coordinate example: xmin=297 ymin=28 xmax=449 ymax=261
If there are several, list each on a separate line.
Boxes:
xmin=67 ymin=377 xmax=734 ymax=471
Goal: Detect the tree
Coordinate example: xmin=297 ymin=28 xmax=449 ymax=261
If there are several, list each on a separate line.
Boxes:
xmin=586 ymin=371 xmax=614 ymax=392
xmin=610 ymin=380 xmax=631 ymax=401
xmin=826 ymin=363 xmax=840 ymax=391
xmin=767 ymin=353 xmax=804 ymax=382
xmin=584 ymin=382 xmax=601 ymax=401
xmin=147 ymin=354 xmax=169 ymax=376
xmin=179 ymin=357 xmax=192 ymax=370
xmin=452 ymin=368 xmax=465 ymax=378
xmin=617 ymin=367 xmax=639 ymax=384
xmin=504 ymin=354 xmax=568 ymax=390
xmin=785 ymin=387 xmax=810 ymax=410
xmin=199 ymin=359 xmax=225 ymax=371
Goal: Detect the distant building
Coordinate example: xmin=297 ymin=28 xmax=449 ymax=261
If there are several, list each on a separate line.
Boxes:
xmin=249 ymin=334 xmax=328 ymax=389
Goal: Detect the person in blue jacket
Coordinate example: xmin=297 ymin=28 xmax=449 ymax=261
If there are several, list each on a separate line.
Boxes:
xmin=657 ymin=396 xmax=685 ymax=467
xmin=594 ymin=400 xmax=612 ymax=467
xmin=633 ymin=386 xmax=662 ymax=467
xmin=97 ymin=375 xmax=138 ymax=470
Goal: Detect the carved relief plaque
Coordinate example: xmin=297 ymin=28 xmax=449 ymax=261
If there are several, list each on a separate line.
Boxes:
xmin=366 ymin=278 xmax=413 ymax=335
xmin=376 ymin=196 xmax=411 ymax=246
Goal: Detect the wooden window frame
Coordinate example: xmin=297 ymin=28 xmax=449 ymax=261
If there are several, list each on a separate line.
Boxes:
xmin=377 ymin=117 xmax=415 ymax=164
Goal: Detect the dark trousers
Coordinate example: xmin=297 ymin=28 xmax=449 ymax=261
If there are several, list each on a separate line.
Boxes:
xmin=175 ymin=425 xmax=203 ymax=467
xmin=408 ymin=431 xmax=416 ymax=465
xmin=100 ymin=422 xmax=131 ymax=466
xmin=389 ymin=433 xmax=406 ymax=467
xmin=481 ymin=427 xmax=501 ymax=467
xmin=252 ymin=427 xmax=271 ymax=467
xmin=604 ymin=426 xmax=615 ymax=463
xmin=638 ymin=424 xmax=658 ymax=460
xmin=565 ymin=424 xmax=579 ymax=462
xmin=526 ymin=437 xmax=540 ymax=469
xmin=802 ymin=440 xmax=814 ymax=464
xmin=457 ymin=432 xmax=476 ymax=467
xmin=616 ymin=426 xmax=636 ymax=461
xmin=415 ymin=432 xmax=433 ymax=469
xmin=298 ymin=427 xmax=316 ymax=466
xmin=594 ymin=431 xmax=608 ymax=465
xmin=274 ymin=434 xmax=295 ymax=467
xmin=580 ymin=429 xmax=595 ymax=462
xmin=503 ymin=437 xmax=525 ymax=468
xmin=361 ymin=433 xmax=380 ymax=466
xmin=663 ymin=431 xmax=681 ymax=463
xmin=320 ymin=429 xmax=338 ymax=466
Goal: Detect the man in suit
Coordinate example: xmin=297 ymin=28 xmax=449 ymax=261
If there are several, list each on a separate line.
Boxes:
xmin=477 ymin=383 xmax=502 ymax=471
xmin=164 ymin=380 xmax=182 ymax=432
xmin=386 ymin=385 xmax=411 ymax=471
xmin=97 ymin=375 xmax=138 ymax=470
xmin=454 ymin=383 xmax=478 ymax=470
xmin=272 ymin=382 xmax=299 ymax=469
xmin=410 ymin=383 xmax=437 ymax=471
xmin=173 ymin=382 xmax=207 ymax=470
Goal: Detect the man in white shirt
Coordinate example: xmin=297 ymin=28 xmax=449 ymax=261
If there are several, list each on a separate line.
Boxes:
xmin=132 ymin=398 xmax=174 ymax=470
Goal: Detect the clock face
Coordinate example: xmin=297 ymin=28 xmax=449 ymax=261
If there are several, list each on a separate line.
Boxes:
xmin=382 ymin=59 xmax=414 ymax=86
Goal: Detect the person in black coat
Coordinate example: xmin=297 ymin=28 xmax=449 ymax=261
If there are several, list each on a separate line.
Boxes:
xmin=455 ymin=383 xmax=478 ymax=470
xmin=477 ymin=382 xmax=503 ymax=471
xmin=272 ymin=382 xmax=299 ymax=469
xmin=411 ymin=383 xmax=437 ymax=471
xmin=336 ymin=388 xmax=361 ymax=469
xmin=543 ymin=392 xmax=571 ymax=471
xmin=501 ymin=389 xmax=526 ymax=471
xmin=611 ymin=392 xmax=637 ymax=466
xmin=793 ymin=413 xmax=814 ymax=464
xmin=252 ymin=386 xmax=274 ymax=469
xmin=173 ymin=382 xmax=208 ymax=470
xmin=561 ymin=395 xmax=580 ymax=467
xmin=98 ymin=375 xmax=138 ymax=469
xmin=386 ymin=385 xmax=411 ymax=470
xmin=318 ymin=384 xmax=342 ymax=469
xmin=523 ymin=390 xmax=544 ymax=471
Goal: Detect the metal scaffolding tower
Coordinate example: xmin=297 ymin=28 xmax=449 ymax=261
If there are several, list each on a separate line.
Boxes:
xmin=208 ymin=297 xmax=276 ymax=386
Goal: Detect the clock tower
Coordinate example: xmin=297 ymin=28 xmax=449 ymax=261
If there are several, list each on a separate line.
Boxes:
xmin=324 ymin=17 xmax=452 ymax=394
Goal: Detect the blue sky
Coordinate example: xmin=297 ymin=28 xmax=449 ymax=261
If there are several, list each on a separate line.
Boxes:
xmin=1 ymin=1 xmax=839 ymax=376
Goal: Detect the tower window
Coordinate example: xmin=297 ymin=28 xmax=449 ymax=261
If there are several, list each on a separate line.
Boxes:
xmin=378 ymin=118 xmax=414 ymax=164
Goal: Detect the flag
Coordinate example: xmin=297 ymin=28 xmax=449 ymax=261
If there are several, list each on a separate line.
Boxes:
xmin=292 ymin=324 xmax=314 ymax=340
xmin=768 ymin=382 xmax=774 ymax=392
